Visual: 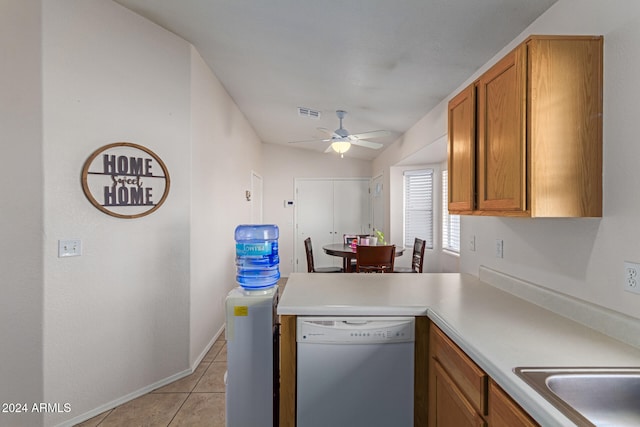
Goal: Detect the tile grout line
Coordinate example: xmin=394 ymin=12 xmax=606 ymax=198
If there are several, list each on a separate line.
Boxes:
xmin=167 ymin=342 xmax=226 ymax=426
xmin=165 ymin=392 xmax=191 ymax=427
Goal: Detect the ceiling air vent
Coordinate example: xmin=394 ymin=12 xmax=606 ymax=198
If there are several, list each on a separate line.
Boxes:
xmin=298 ymin=107 xmax=321 ymax=120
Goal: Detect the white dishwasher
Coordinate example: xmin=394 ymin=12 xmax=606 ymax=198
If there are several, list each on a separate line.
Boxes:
xmin=296 ymin=317 xmax=415 ymax=427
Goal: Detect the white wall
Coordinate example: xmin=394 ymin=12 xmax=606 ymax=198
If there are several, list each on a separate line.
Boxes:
xmin=372 ymin=97 xmax=456 ymax=271
xmin=0 ymin=2 xmax=45 ymax=426
xmin=262 ymin=144 xmax=372 ymax=276
xmin=377 ymin=0 xmax=640 ymax=320
xmin=189 ymin=47 xmax=263 ymax=367
xmin=0 ymin=1 xmax=264 ymax=426
xmin=42 ymin=1 xmax=191 ymax=424
xmin=373 ymin=100 xmax=447 ymax=243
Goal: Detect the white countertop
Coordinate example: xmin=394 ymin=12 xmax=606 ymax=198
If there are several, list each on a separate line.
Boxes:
xmin=278 ymin=272 xmax=640 ymax=427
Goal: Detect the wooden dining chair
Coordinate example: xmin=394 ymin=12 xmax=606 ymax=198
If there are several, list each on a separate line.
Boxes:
xmin=355 ymin=245 xmax=396 ymax=273
xmin=342 ymin=234 xmax=361 ymax=270
xmin=304 ymin=238 xmax=342 ymax=273
xmin=394 ymin=238 xmax=426 ymax=273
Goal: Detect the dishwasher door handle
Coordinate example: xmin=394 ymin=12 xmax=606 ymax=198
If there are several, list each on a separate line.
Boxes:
xmin=342 ymin=320 xmax=369 ymax=325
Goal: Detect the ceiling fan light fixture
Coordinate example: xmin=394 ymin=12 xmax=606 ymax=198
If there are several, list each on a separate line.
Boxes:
xmin=289 ymin=110 xmax=388 ymax=156
xmin=331 ymin=140 xmax=351 ymax=157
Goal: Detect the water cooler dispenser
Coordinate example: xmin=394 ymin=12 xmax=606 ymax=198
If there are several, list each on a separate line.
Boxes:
xmin=225 ymin=224 xmax=280 ymax=427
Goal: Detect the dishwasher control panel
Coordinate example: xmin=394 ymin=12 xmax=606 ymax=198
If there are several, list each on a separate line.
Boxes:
xmin=297 ymin=317 xmax=415 ymax=344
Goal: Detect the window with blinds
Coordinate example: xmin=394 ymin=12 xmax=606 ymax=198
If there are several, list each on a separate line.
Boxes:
xmin=442 ymin=170 xmax=460 ymax=253
xmin=403 ymin=169 xmax=433 ymax=249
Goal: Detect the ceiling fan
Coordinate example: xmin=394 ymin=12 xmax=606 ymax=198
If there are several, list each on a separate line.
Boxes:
xmin=289 ymin=110 xmax=390 ymax=158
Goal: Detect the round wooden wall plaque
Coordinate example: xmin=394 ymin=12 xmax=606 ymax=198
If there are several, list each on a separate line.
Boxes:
xmin=81 ymin=142 xmax=171 ymax=219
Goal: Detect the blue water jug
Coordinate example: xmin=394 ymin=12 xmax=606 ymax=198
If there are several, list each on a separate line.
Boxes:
xmin=235 ymin=224 xmax=280 ymax=290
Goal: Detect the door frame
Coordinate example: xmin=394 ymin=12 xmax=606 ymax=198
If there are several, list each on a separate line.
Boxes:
xmin=371 ymin=173 xmax=384 ymax=235
xmin=250 ymin=170 xmax=263 ymax=224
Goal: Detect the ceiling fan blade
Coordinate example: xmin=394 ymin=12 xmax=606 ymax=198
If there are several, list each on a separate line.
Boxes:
xmin=288 ymin=137 xmax=330 ymax=144
xmin=350 ymin=139 xmax=383 ymax=150
xmin=349 ymin=130 xmax=390 ymax=140
xmin=317 ymin=127 xmax=336 ymax=137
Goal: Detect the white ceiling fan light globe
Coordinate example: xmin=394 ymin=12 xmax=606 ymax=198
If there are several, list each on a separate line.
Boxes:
xmin=331 ymin=140 xmax=351 ymax=158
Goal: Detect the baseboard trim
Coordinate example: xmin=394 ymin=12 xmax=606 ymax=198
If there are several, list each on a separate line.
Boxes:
xmin=56 ymin=367 xmax=192 ymax=427
xmin=57 ymin=324 xmax=226 ymax=427
xmin=191 ymin=324 xmax=226 ymax=368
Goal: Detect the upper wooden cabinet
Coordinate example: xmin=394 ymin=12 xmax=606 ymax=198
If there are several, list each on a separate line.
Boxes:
xmin=477 ymin=47 xmax=527 ymax=213
xmin=448 ymin=85 xmax=476 ymax=212
xmin=448 ymin=35 xmax=603 ymax=217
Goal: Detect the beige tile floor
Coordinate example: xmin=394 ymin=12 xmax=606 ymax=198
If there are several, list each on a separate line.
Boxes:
xmin=75 ymin=334 xmax=228 ymax=427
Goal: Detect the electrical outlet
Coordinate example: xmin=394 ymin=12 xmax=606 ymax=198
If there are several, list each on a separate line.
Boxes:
xmin=495 ymin=239 xmax=503 ymax=258
xmin=469 ymin=235 xmax=476 ymax=252
xmin=624 ymin=261 xmax=640 ymax=294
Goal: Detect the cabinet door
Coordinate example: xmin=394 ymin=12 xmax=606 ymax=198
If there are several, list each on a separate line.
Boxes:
xmin=431 ymin=325 xmax=488 ymax=415
xmin=527 ymin=36 xmax=603 ymax=217
xmin=448 ymin=84 xmax=476 ymax=213
xmin=477 ymin=46 xmax=527 ymax=213
xmin=488 ymin=380 xmax=538 ymax=427
xmin=433 ymin=361 xmax=487 ymax=427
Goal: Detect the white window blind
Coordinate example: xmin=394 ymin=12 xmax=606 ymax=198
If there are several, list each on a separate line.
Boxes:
xmin=403 ymin=169 xmax=433 ymax=249
xmin=442 ymin=170 xmax=460 ymax=253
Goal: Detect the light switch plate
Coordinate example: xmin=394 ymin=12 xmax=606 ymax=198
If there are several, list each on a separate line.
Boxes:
xmin=58 ymin=239 xmax=82 ymax=257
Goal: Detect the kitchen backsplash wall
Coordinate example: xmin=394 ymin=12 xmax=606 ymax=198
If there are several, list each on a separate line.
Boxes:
xmin=459 ymin=0 xmax=640 ymax=322
xmin=374 ymin=0 xmax=640 ymax=321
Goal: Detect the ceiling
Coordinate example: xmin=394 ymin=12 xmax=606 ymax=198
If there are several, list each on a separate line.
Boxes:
xmin=114 ymin=0 xmax=557 ymax=161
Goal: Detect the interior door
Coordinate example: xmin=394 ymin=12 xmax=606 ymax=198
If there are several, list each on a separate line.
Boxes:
xmin=334 ymin=179 xmax=370 ymax=238
xmin=295 ymin=180 xmax=334 ymax=271
xmin=295 ymin=178 xmax=371 ymax=272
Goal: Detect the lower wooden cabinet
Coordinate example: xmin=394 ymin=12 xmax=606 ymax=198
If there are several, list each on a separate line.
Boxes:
xmin=432 ymin=360 xmax=486 ymax=427
xmin=429 ymin=324 xmax=539 ymax=427
xmin=488 ymin=380 xmax=538 ymax=427
xmin=429 ymin=324 xmax=488 ymax=426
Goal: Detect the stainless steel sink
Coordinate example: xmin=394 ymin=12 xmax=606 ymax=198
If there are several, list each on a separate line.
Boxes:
xmin=514 ymin=367 xmax=640 ymax=426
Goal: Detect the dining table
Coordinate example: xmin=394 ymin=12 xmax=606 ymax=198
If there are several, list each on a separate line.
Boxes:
xmin=322 ymin=243 xmax=405 ymax=273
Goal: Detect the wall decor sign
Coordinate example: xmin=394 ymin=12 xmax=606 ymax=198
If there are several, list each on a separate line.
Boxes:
xmin=81 ymin=142 xmax=170 ymax=219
